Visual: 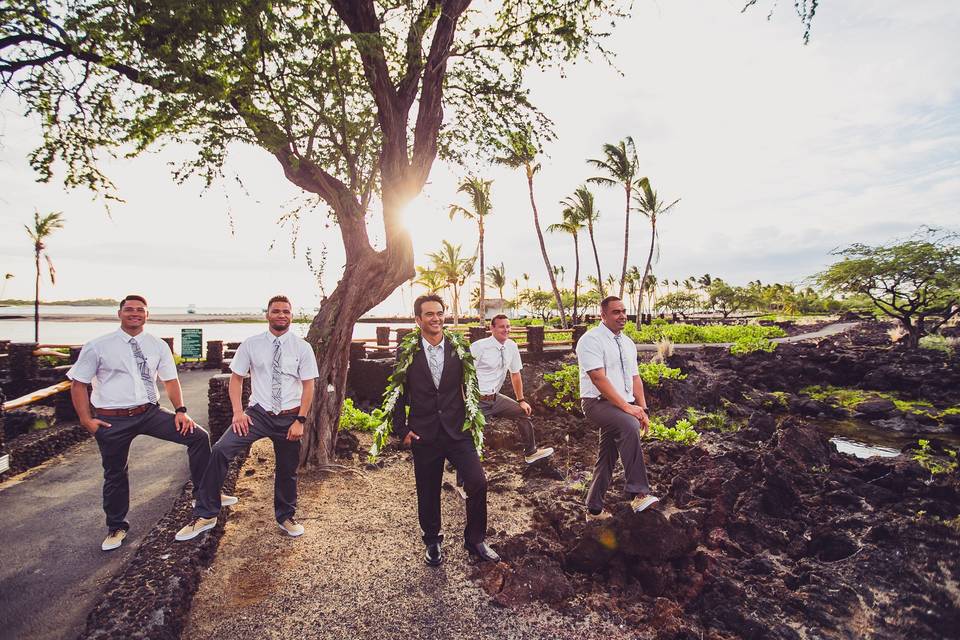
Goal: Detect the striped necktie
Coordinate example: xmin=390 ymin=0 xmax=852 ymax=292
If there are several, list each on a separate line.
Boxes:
xmin=427 ymin=344 xmax=443 ymax=388
xmin=613 ymin=333 xmax=630 ymax=394
xmin=129 ymin=337 xmax=158 ymax=403
xmin=271 ymin=336 xmax=283 ymax=413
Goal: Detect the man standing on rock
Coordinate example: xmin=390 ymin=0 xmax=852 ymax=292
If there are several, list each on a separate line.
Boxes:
xmin=175 ymin=295 xmax=317 ymax=542
xmin=576 ymin=296 xmax=658 ymax=520
xmin=391 ymin=294 xmax=499 ymax=566
xmin=471 ymin=314 xmax=554 ymax=464
xmin=68 ymin=294 xmax=226 ymax=552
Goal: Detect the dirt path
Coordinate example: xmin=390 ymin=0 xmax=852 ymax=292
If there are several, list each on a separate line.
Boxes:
xmin=185 ymin=439 xmax=625 ymax=640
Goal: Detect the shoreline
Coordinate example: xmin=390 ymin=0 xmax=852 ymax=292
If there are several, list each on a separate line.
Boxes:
xmin=0 ymin=313 xmax=418 ymax=324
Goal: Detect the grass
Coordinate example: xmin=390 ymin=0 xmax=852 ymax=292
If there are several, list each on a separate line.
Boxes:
xmin=545 ymin=362 xmax=686 ymax=412
xmin=801 ymin=385 xmax=958 ymax=421
xmin=685 ymin=407 xmax=742 ymax=432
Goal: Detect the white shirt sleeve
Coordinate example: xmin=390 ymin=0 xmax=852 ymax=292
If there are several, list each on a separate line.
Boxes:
xmin=469 ymin=341 xmax=481 ymax=360
xmin=627 ymin=343 xmax=640 ymax=378
xmin=576 ymin=333 xmax=605 ymax=373
xmin=508 ymin=342 xmax=522 ymax=374
xmin=157 ymin=340 xmax=178 ymax=381
xmin=230 ymin=340 xmax=252 ymax=376
xmin=298 ymin=341 xmax=320 ymax=380
xmin=67 ymin=342 xmax=99 ymax=383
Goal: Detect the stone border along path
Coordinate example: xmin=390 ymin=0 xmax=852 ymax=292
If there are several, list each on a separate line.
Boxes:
xmin=634 ymin=321 xmax=859 ymax=351
xmin=0 ymin=369 xmax=217 ymax=640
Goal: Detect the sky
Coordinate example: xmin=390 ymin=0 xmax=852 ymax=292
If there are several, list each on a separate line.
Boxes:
xmin=1 ymin=0 xmax=958 ymax=314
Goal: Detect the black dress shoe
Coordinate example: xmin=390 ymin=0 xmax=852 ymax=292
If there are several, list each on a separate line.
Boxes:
xmin=425 ymin=542 xmax=443 ymax=566
xmin=464 ymin=541 xmax=500 ymax=563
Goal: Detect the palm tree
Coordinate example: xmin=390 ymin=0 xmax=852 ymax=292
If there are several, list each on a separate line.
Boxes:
xmin=561 ymin=185 xmax=603 ymax=297
xmin=547 ymin=207 xmax=585 ymax=323
xmin=413 ymin=266 xmax=446 ymax=296
xmin=587 ymin=136 xmax=639 ymax=299
xmin=24 ymin=210 xmax=65 ymax=342
xmin=487 ymin=263 xmax=507 ymax=303
xmin=449 ymin=177 xmax=494 ymax=319
xmin=633 ymin=177 xmax=681 ymax=294
xmin=427 ymin=240 xmax=475 ymax=325
xmin=496 ymin=129 xmax=568 ymax=328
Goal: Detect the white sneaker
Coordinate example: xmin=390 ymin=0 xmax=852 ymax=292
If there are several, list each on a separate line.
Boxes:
xmin=191 ymin=494 xmax=238 ymax=508
xmin=524 ymin=447 xmax=555 ymax=464
xmin=101 ymin=529 xmax=127 ymax=551
xmin=631 ymin=495 xmax=660 ymax=513
xmin=175 ymin=517 xmax=217 ymax=541
xmin=278 ymin=518 xmax=305 ymax=537
xmin=585 ymin=510 xmax=613 ymax=522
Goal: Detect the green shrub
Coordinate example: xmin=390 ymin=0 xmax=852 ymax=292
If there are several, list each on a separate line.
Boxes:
xmin=544 ymin=365 xmax=580 ymax=411
xmin=912 ymin=439 xmax=958 ymax=476
xmin=637 ymin=362 xmax=686 ymax=386
xmin=648 ymin=416 xmax=700 ymax=445
xmin=919 ymin=334 xmax=954 ymax=354
xmin=339 ymin=398 xmax=385 ymax=432
xmin=729 ymin=335 xmax=778 ymax=355
xmin=685 ymin=407 xmax=740 ymax=432
xmin=622 ymin=321 xmax=786 ymax=344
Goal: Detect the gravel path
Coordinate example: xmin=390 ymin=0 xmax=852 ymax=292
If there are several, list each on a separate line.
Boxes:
xmin=185 ymin=441 xmax=628 ymax=639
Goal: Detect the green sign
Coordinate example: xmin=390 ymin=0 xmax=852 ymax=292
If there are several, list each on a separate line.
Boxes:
xmin=181 ymin=328 xmax=203 ymax=360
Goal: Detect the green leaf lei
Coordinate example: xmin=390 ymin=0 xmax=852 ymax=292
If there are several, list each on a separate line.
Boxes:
xmin=369 ymin=328 xmax=486 ymax=461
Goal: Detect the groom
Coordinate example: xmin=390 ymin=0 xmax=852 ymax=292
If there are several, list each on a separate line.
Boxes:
xmin=392 ymin=294 xmax=499 ymax=566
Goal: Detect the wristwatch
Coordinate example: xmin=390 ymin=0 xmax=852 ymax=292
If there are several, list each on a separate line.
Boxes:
xmin=295 ymin=415 xmax=307 ymax=424
xmin=517 ymin=398 xmax=527 ymax=403
xmin=175 ymin=406 xmax=188 ymax=414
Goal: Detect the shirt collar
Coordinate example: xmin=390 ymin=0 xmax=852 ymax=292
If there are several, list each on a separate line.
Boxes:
xmin=117 ymin=328 xmax=145 ymax=343
xmin=267 ymin=330 xmax=292 ymax=345
xmin=422 ymin=335 xmax=445 ymax=352
xmin=598 ymin=322 xmax=621 ymax=339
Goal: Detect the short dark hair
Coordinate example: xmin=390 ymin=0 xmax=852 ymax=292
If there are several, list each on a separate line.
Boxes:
xmin=119 ymin=295 xmax=147 ymax=309
xmin=490 ymin=314 xmax=509 ymax=327
xmin=414 ymin=294 xmax=445 ymax=318
xmin=600 ymin=296 xmax=622 ymax=311
xmin=267 ymin=295 xmax=291 ymax=310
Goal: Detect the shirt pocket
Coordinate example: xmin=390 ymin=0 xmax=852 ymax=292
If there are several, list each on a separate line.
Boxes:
xmin=281 ymin=354 xmax=301 ymax=377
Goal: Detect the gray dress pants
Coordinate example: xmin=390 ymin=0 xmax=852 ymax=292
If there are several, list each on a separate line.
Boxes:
xmin=193 ymin=404 xmax=300 ymax=524
xmin=479 ymin=393 xmax=537 ymax=455
xmin=582 ymin=398 xmax=651 ymax=512
xmin=94 ymin=404 xmax=211 ymax=531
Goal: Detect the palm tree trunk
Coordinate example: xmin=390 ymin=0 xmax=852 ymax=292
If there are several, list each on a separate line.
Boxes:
xmin=478 ymin=220 xmax=486 ymax=321
xmin=526 ymin=165 xmax=569 ymax=328
xmin=619 ymin=184 xmax=632 ymax=299
xmin=33 ymin=249 xmax=40 ymax=342
xmin=587 ymin=220 xmax=603 ymax=297
xmin=640 ymin=217 xmax=657 ymax=295
xmin=572 ymin=232 xmax=580 ymax=323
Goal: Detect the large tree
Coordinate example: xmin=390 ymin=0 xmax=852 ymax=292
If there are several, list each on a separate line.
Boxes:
xmin=448 ymin=176 xmax=492 ymax=319
xmin=816 ymin=229 xmax=960 ymax=348
xmin=561 ymin=185 xmax=603 ymax=297
xmin=547 ymin=207 xmax=584 ymax=322
xmin=24 ymin=210 xmax=65 ymax=342
xmin=427 ymin=239 xmax=474 ymax=325
xmin=1 ymin=0 xmax=626 ymax=465
xmin=633 ymin=176 xmax=680 ymax=295
xmin=588 ymin=136 xmax=640 ymax=299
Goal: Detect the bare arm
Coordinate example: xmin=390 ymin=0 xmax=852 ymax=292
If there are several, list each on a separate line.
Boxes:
xmin=510 ymin=371 xmax=532 ymax=416
xmin=286 ymin=378 xmax=315 ymax=441
xmin=71 ymin=380 xmax=109 ymax=434
xmin=162 ymin=378 xmax=196 ymax=434
xmin=229 ymin=373 xmax=252 ymax=435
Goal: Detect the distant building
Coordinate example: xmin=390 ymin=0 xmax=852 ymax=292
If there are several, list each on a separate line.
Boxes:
xmin=482 ymin=298 xmax=514 ymax=320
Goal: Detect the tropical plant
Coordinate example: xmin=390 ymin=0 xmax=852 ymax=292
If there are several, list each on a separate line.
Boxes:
xmin=633 ymin=177 xmax=679 ymax=293
xmin=547 ymin=206 xmax=585 ymax=323
xmin=496 ymin=129 xmax=568 ymax=327
xmin=648 ymin=416 xmax=700 ymax=446
xmin=655 ymin=290 xmax=702 ymax=319
xmin=561 ymin=185 xmax=603 ymax=295
xmin=816 ymin=228 xmax=960 ymax=348
xmin=24 ymin=210 xmax=65 ymax=342
xmin=413 ymin=266 xmax=446 ymax=296
xmin=449 ymin=176 xmax=493 ymax=319
xmin=488 ymin=263 xmax=507 ymax=303
xmin=729 ymin=335 xmax=778 ymax=355
xmin=427 ymin=240 xmax=475 ymax=325
xmin=707 ymin=279 xmax=755 ymax=318
xmin=587 ymin=136 xmax=640 ymax=298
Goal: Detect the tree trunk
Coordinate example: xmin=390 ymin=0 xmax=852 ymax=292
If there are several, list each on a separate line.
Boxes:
xmin=902 ymin=318 xmax=922 ymax=349
xmin=34 ymin=250 xmax=40 ymax=342
xmin=618 ymin=184 xmax=632 ymax=299
xmin=587 ymin=221 xmax=603 ymax=297
xmin=526 ymin=166 xmax=568 ymax=328
xmin=572 ymin=232 xmax=580 ymax=323
xmin=478 ymin=219 xmax=486 ymax=321
xmin=641 ymin=217 xmax=656 ymax=296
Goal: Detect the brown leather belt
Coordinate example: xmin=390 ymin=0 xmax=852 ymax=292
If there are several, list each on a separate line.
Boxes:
xmin=479 ymin=394 xmax=498 ymax=402
xmin=95 ymin=403 xmax=155 ymax=417
xmin=272 ymin=407 xmax=300 ymax=416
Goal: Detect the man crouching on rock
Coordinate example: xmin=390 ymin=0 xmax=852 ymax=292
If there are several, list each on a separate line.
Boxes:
xmin=576 ymin=296 xmax=659 ymax=521
xmin=393 ymin=294 xmax=499 ymax=566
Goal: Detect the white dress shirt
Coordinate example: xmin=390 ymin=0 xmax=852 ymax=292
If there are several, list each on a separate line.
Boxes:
xmin=231 ymin=330 xmax=319 ymax=411
xmin=470 ymin=336 xmax=522 ymax=395
xmin=575 ymin=323 xmax=640 ymax=403
xmin=67 ymin=329 xmax=177 ymax=409
xmin=421 ymin=335 xmax=446 ymax=387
